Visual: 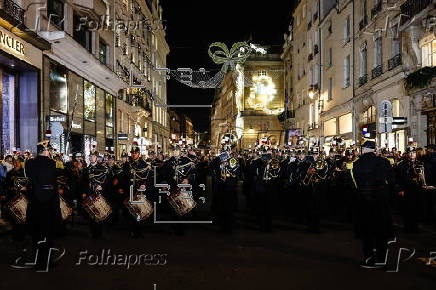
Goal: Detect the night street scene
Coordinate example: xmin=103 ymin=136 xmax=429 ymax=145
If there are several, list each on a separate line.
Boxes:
xmin=0 ymin=0 xmax=436 ymax=289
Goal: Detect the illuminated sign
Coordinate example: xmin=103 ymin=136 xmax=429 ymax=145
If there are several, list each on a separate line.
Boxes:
xmin=46 ymin=115 xmax=67 ymax=122
xmin=0 ymin=30 xmax=25 ymax=56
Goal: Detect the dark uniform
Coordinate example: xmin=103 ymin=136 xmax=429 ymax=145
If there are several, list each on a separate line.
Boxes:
xmin=25 ymin=145 xmax=61 ymax=270
xmin=121 ymin=151 xmax=153 ymax=238
xmin=214 ymin=152 xmax=240 ymax=233
xmin=351 ymin=141 xmax=394 ymax=267
xmin=395 ymin=152 xmax=424 ymax=232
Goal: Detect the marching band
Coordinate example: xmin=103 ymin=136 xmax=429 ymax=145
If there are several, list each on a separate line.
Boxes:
xmin=0 ymin=139 xmax=435 ymax=268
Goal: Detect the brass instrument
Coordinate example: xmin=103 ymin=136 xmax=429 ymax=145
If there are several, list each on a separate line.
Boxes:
xmin=13 ymin=177 xmax=28 ymax=194
xmin=263 ymin=158 xmax=281 ymax=181
xmin=220 ymin=157 xmax=239 ymax=182
xmin=302 ymin=158 xmax=328 ymax=186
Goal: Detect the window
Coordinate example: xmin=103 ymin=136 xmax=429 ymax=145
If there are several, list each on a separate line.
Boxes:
xmin=73 ymin=12 xmax=93 ymax=53
xmin=49 ymin=62 xmax=68 ymax=113
xmin=362 ymin=105 xmax=376 ymax=124
xmin=328 ymin=47 xmax=333 ymax=67
xmin=360 ymin=46 xmax=367 ymax=76
xmin=84 ymin=80 xmax=96 ymax=121
xmin=344 ymin=55 xmax=350 ymax=87
xmin=105 ymin=93 xmax=114 ymax=128
xmin=344 ymin=16 xmax=350 ymax=44
xmin=391 ymin=26 xmax=400 ymax=57
xmin=99 ymin=39 xmax=108 ymax=64
xmin=47 ymin=0 xmax=64 ymax=29
xmin=258 ymin=70 xmax=267 ymax=77
xmin=421 ymin=39 xmax=436 ymax=67
xmin=374 ymin=37 xmax=382 ymax=67
xmin=328 ymin=77 xmax=333 ymax=100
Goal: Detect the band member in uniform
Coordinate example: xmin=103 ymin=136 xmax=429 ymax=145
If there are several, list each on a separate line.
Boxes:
xmin=300 ymin=147 xmax=328 ymax=233
xmin=255 ymin=151 xmax=281 ymax=232
xmin=396 ymin=148 xmax=425 ymax=233
xmin=83 ymin=151 xmax=111 ymax=239
xmin=122 ymin=144 xmax=154 ymax=238
xmin=351 ymin=141 xmax=394 ymax=268
xmin=214 ymin=150 xmax=240 ymax=234
xmin=4 ymin=156 xmax=27 ymax=241
xmin=24 ymin=141 xmax=62 ymax=271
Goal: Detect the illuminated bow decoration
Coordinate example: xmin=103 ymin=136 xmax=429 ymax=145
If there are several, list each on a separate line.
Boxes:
xmin=208 ymin=42 xmax=252 ymax=72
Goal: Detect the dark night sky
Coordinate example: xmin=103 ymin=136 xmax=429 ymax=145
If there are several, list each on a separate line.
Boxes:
xmin=161 ymin=0 xmax=296 ymax=132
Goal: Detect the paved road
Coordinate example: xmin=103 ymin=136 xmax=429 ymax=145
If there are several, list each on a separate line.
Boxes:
xmin=0 ymin=212 xmax=435 ymax=290
xmin=1 ymin=178 xmax=435 ymax=290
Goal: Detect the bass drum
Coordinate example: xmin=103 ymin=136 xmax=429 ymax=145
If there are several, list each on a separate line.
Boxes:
xmin=83 ymin=194 xmax=112 ymax=222
xmin=167 ymin=188 xmax=196 ymax=216
xmin=6 ymin=193 xmax=28 ymax=224
xmin=124 ymin=195 xmax=154 ymax=222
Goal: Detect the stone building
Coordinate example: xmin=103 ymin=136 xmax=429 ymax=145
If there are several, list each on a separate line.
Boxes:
xmin=211 ymin=49 xmax=285 ymax=150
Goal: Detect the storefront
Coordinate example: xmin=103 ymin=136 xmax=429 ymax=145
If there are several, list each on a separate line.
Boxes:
xmin=0 ymin=25 xmax=46 ymax=155
xmin=43 ymin=57 xmax=116 ymax=156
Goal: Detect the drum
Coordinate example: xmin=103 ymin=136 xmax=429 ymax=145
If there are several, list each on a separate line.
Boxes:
xmin=6 ymin=193 xmax=28 ymax=224
xmin=124 ymin=195 xmax=153 ymax=222
xmin=59 ymin=195 xmax=72 ymax=221
xmin=83 ymin=194 xmax=112 ymax=222
xmin=167 ymin=189 xmax=196 ymax=216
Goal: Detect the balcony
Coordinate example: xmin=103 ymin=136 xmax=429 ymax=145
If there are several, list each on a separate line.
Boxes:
xmin=388 ymin=54 xmax=402 ymax=70
xmin=400 ymin=0 xmax=432 ymax=25
xmin=372 ymin=64 xmax=383 ymax=79
xmin=314 ymin=44 xmax=319 ymax=55
xmin=371 ymin=1 xmax=382 ymax=18
xmin=1 ymin=0 xmax=24 ymax=24
xmin=359 ymin=16 xmax=368 ymax=30
xmin=359 ymin=74 xmax=368 ymax=87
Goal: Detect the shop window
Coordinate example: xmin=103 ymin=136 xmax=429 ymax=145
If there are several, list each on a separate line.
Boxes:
xmin=105 ymin=93 xmax=114 ymax=128
xmin=421 ymin=39 xmax=436 ymax=67
xmin=362 ymin=105 xmax=376 ymax=124
xmin=84 ymin=80 xmax=96 ymax=121
xmin=49 ymin=62 xmax=68 ymax=113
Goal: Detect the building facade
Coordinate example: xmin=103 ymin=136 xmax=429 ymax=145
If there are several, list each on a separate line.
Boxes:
xmin=284 ymin=0 xmax=436 ymax=152
xmin=1 ymin=0 xmax=170 ymax=158
xmin=211 ymin=50 xmax=285 ymax=150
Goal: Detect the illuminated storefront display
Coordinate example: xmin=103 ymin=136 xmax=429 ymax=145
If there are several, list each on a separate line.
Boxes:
xmin=246 ymin=73 xmax=283 ymax=115
xmin=84 ymin=80 xmax=96 ymax=121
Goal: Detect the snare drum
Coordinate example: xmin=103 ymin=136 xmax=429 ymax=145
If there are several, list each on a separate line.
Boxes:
xmin=59 ymin=195 xmax=72 ymax=221
xmin=124 ymin=195 xmax=153 ymax=222
xmin=83 ymin=194 xmax=112 ymax=222
xmin=6 ymin=193 xmax=28 ymax=224
xmin=167 ymin=189 xmax=196 ymax=216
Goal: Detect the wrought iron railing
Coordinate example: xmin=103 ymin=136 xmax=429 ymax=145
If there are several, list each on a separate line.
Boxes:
xmin=372 ymin=64 xmax=383 ymax=79
xmin=3 ymin=0 xmax=24 ymax=24
xmin=371 ymin=1 xmax=382 ymax=18
xmin=388 ymin=54 xmax=402 ymax=70
xmin=359 ymin=74 xmax=368 ymax=87
xmin=401 ymin=0 xmax=432 ymax=25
